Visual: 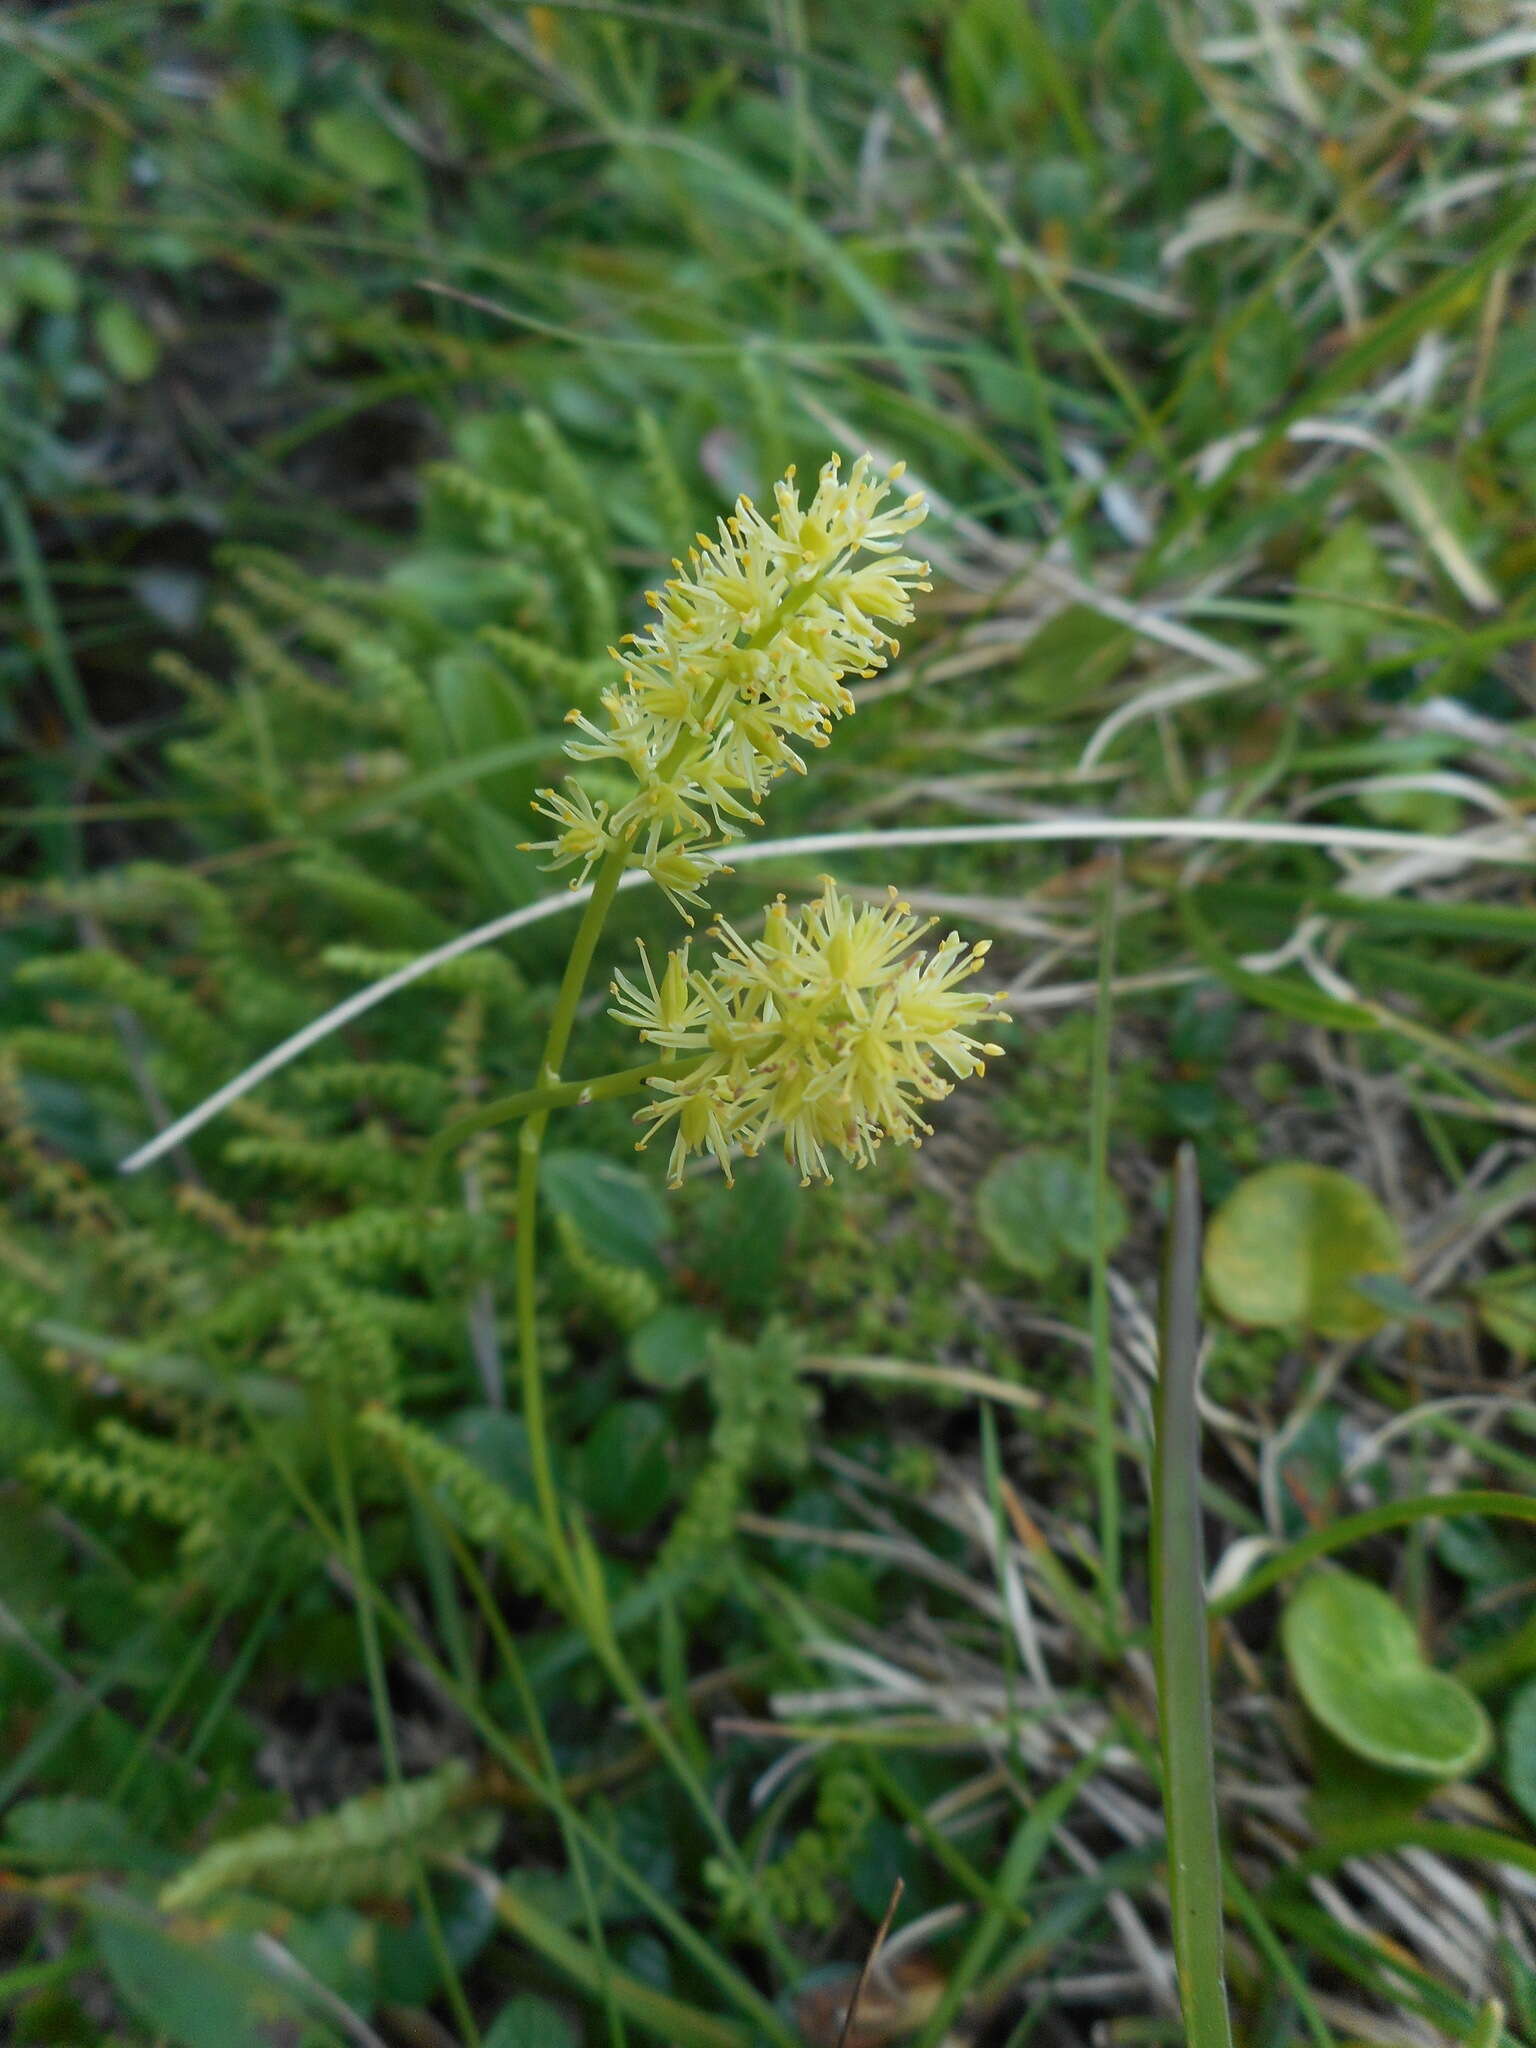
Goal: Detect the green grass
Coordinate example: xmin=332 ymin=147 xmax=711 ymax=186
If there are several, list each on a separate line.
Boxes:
xmin=5 ymin=3 xmax=1536 ymax=2045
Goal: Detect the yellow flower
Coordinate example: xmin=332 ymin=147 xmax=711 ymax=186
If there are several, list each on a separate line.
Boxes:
xmin=522 ymin=455 xmax=928 ymax=918
xmin=526 ymin=784 xmax=616 ymax=887
xmin=612 ymin=879 xmax=1006 ymax=1185
xmin=608 ymin=942 xmax=707 ymax=1045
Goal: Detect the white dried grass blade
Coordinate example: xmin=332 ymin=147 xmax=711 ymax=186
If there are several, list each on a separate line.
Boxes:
xmin=1287 ymin=418 xmax=1499 ymax=610
xmin=1079 ymin=668 xmax=1263 ymax=771
xmin=1161 ymin=196 xmax=1310 ymax=269
xmin=1208 ymin=1534 xmax=1279 ymax=1603
xmin=120 ymin=817 xmax=1533 ymax=1173
xmin=1403 ymin=164 xmax=1536 ymax=223
xmin=876 ymin=1903 xmax=969 ymax=1965
xmin=1062 ymin=437 xmax=1153 ymax=545
xmin=1292 ymin=772 xmax=1516 ymax=821
xmin=1031 ymin=559 xmax=1261 ymax=677
xmin=1427 ymin=28 xmax=1536 ymax=80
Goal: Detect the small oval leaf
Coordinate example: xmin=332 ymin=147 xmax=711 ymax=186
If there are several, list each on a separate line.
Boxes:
xmin=94 ymin=299 xmax=161 ymax=383
xmin=628 ymin=1306 xmax=716 ymax=1391
xmin=974 ymin=1147 xmax=1126 ymax=1281
xmin=1204 ymin=1162 xmax=1402 ymax=1338
xmin=1283 ymin=1570 xmax=1492 ymax=1779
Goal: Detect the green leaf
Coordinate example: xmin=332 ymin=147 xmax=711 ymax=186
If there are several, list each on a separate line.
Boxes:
xmin=485 ymin=1993 xmax=581 ymax=2048
xmin=1436 ymin=1515 xmax=1535 ymax=1591
xmin=376 ymin=1873 xmax=497 ymax=2007
xmin=10 ymin=249 xmax=79 ymax=313
xmin=1182 ymin=891 xmax=1378 ymax=1033
xmin=308 ymin=106 xmax=415 ymax=190
xmin=1204 ymin=1161 xmax=1402 ymax=1338
xmin=1506 ymin=1679 xmax=1536 ymax=1831
xmin=441 ymin=1407 xmax=539 ymax=1498
xmin=389 ymin=550 xmax=534 ymax=627
xmin=93 ymin=300 xmax=160 ymax=383
xmin=5 ymin=1797 xmax=167 ymax=1875
xmin=974 ymin=1148 xmax=1126 ymax=1281
xmin=283 ymin=1905 xmax=377 ymax=2015
xmin=544 ymin=1150 xmax=669 ymax=1275
xmin=580 ymin=1400 xmax=672 ymax=1533
xmin=1350 ymin=1271 xmax=1464 ymax=1331
xmin=1304 ymin=1716 xmax=1434 ymax=1833
xmin=91 ymin=1907 xmax=277 ymax=2048
xmin=433 ymin=649 xmax=535 ymax=815
xmin=628 ymin=1306 xmax=717 ymax=1391
xmin=1475 ymin=1266 xmax=1536 ymax=1360
xmin=1008 ymin=604 xmax=1133 ymax=712
xmin=1377 ymin=450 xmax=1493 ymax=608
xmin=1294 ymin=517 xmax=1391 ymax=669
xmin=1282 ymin=1571 xmax=1492 ymax=1779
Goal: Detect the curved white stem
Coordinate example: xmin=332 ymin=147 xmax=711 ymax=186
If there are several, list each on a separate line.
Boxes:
xmin=119 ymin=815 xmax=1532 ymax=1173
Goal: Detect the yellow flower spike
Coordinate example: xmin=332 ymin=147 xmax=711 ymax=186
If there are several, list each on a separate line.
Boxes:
xmin=618 ymin=878 xmax=1006 ymax=1187
xmin=525 ymin=453 xmax=929 ymax=908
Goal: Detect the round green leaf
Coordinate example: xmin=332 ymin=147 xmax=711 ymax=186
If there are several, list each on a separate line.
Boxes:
xmin=628 ymin=1306 xmax=716 ymax=1391
xmin=974 ymin=1147 xmax=1126 ymax=1281
xmin=1283 ymin=1570 xmax=1492 ymax=1779
xmin=1204 ymin=1162 xmax=1402 ymax=1338
xmin=1503 ymin=1675 xmax=1536 ymax=1830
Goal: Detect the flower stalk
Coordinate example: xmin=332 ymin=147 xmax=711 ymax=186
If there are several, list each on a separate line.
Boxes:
xmin=488 ymin=454 xmax=1002 ymax=1588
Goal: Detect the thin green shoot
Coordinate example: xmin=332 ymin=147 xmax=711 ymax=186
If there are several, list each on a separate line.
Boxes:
xmin=1153 ymin=1145 xmax=1233 ymax=2048
xmin=1090 ymin=858 xmax=1121 ymax=1635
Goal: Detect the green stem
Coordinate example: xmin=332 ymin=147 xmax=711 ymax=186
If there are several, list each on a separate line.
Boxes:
xmin=509 ymin=562 xmax=833 ymax=1565
xmin=418 ymin=1057 xmax=672 ymax=1202
xmin=516 ymin=845 xmax=629 ymax=1570
xmin=1153 ymin=1147 xmax=1233 ymax=2048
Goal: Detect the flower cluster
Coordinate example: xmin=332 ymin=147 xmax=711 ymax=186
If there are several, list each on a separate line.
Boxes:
xmin=610 ymin=879 xmax=1007 ymax=1185
xmin=524 ymin=455 xmax=929 ymax=916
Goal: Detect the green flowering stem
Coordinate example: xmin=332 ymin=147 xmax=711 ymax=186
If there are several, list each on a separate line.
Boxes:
xmin=1153 ymin=1146 xmax=1233 ymax=2048
xmin=516 ymin=843 xmax=630 ymax=1579
xmin=416 ymin=1054 xmax=679 ymax=1205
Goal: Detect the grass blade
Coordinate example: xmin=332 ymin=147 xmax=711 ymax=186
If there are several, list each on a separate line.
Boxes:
xmin=1090 ymin=860 xmax=1121 ymax=1632
xmin=1153 ymin=1145 xmax=1233 ymax=2048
